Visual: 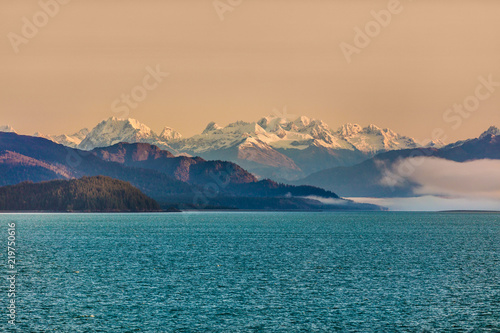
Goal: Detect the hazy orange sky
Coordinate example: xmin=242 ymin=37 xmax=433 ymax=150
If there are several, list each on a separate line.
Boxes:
xmin=1 ymin=0 xmax=500 ymax=143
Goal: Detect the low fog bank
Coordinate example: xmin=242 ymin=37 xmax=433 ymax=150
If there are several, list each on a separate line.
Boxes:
xmin=354 ymin=157 xmax=500 ymax=211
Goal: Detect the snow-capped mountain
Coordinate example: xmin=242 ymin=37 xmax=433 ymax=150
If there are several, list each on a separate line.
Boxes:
xmin=441 ymin=125 xmax=500 ymax=150
xmin=254 ymin=116 xmax=354 ymax=151
xmin=336 ymin=123 xmax=420 ymax=153
xmin=164 ymin=115 xmax=427 ymax=179
xmin=34 ymin=128 xmax=89 ymax=148
xmin=0 ymin=125 xmax=16 ymax=133
xmin=159 ymin=127 xmax=182 ymax=141
xmin=21 ymin=115 xmax=446 ymax=181
xmin=77 ymin=117 xmax=174 ymax=151
xmin=479 ymin=125 xmax=500 ymax=139
xmin=171 ymin=119 xmax=301 ymax=178
xmin=174 ymin=116 xmax=421 ymax=154
xmin=297 ymin=125 xmax=500 ymax=198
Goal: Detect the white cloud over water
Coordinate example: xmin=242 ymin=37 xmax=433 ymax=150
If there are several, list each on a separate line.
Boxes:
xmin=361 ymin=157 xmax=500 ymax=211
xmin=303 ymin=196 xmax=351 ymax=206
xmin=395 ymin=157 xmax=500 ymax=200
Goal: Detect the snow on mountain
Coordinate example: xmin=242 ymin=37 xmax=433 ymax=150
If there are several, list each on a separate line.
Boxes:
xmin=425 ymin=139 xmax=445 ymax=148
xmin=29 ymin=115 xmax=422 ymax=158
xmin=244 ymin=116 xmax=351 ymax=150
xmin=237 ymin=137 xmax=300 ymax=170
xmin=162 ymin=115 xmax=426 ymax=179
xmin=72 ymin=128 xmax=90 ymax=141
xmin=337 ymin=123 xmax=363 ymax=137
xmin=479 ymin=126 xmax=500 ymax=139
xmin=166 ymin=115 xmax=423 ymax=179
xmin=34 ymin=128 xmax=90 ymax=148
xmin=443 ymin=125 xmax=500 ymax=150
xmin=181 ymin=115 xmax=418 ymax=154
xmin=170 ymin=118 xmax=304 ymax=176
xmin=78 ymin=117 xmax=174 ymax=151
xmin=28 ymin=115 xmax=438 ymax=180
xmin=10 ymin=115 xmax=496 ymax=182
xmin=337 ymin=123 xmax=419 ymax=153
xmin=202 ymin=122 xmax=223 ymax=134
xmin=0 ymin=125 xmax=16 ymax=133
xmin=159 ymin=127 xmax=182 ymax=141
xmin=177 ymin=120 xmax=267 ymax=153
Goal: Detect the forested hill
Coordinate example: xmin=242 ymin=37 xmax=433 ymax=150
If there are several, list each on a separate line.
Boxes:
xmin=0 ymin=176 xmax=161 ymax=212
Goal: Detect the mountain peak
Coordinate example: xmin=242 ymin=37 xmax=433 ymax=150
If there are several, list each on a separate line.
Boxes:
xmin=257 ymin=115 xmax=292 ymax=131
xmin=0 ymin=125 xmax=16 ymax=133
xmin=337 ymin=123 xmax=362 ymax=137
xmin=72 ymin=128 xmax=90 ymax=140
xmin=293 ymin=116 xmax=311 ymax=127
xmin=223 ymin=121 xmax=266 ymax=135
xmin=479 ymin=126 xmax=500 ymax=139
xmin=105 ymin=117 xmax=150 ymax=132
xmin=160 ymin=127 xmax=182 ymax=141
xmin=107 ymin=117 xmax=151 ymax=133
xmin=202 ymin=121 xmax=222 ymax=134
xmin=32 ymin=128 xmax=90 ymax=148
xmin=425 ymin=139 xmax=445 ymax=148
xmin=79 ymin=117 xmax=156 ymax=150
xmin=364 ymin=124 xmax=382 ymax=133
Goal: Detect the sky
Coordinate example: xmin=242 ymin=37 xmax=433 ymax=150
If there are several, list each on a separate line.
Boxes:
xmin=1 ymin=0 xmax=500 ymax=143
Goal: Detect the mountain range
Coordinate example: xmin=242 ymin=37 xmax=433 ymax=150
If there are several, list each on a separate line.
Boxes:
xmin=296 ymin=126 xmax=500 ymax=197
xmin=4 ymin=116 xmax=442 ymax=181
xmin=0 ymin=131 xmax=380 ymax=210
xmin=2 ymin=117 xmax=498 ymax=207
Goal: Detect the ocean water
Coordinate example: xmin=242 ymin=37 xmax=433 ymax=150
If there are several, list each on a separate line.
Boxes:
xmin=1 ymin=212 xmax=499 ymax=332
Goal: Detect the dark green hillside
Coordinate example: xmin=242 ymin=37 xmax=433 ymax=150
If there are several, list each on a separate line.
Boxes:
xmin=0 ymin=176 xmax=160 ymax=212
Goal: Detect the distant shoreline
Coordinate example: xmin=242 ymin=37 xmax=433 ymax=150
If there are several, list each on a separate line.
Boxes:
xmin=439 ymin=210 xmax=500 ymax=214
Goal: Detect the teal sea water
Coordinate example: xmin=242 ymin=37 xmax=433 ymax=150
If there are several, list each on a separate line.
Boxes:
xmin=1 ymin=212 xmax=499 ymax=332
